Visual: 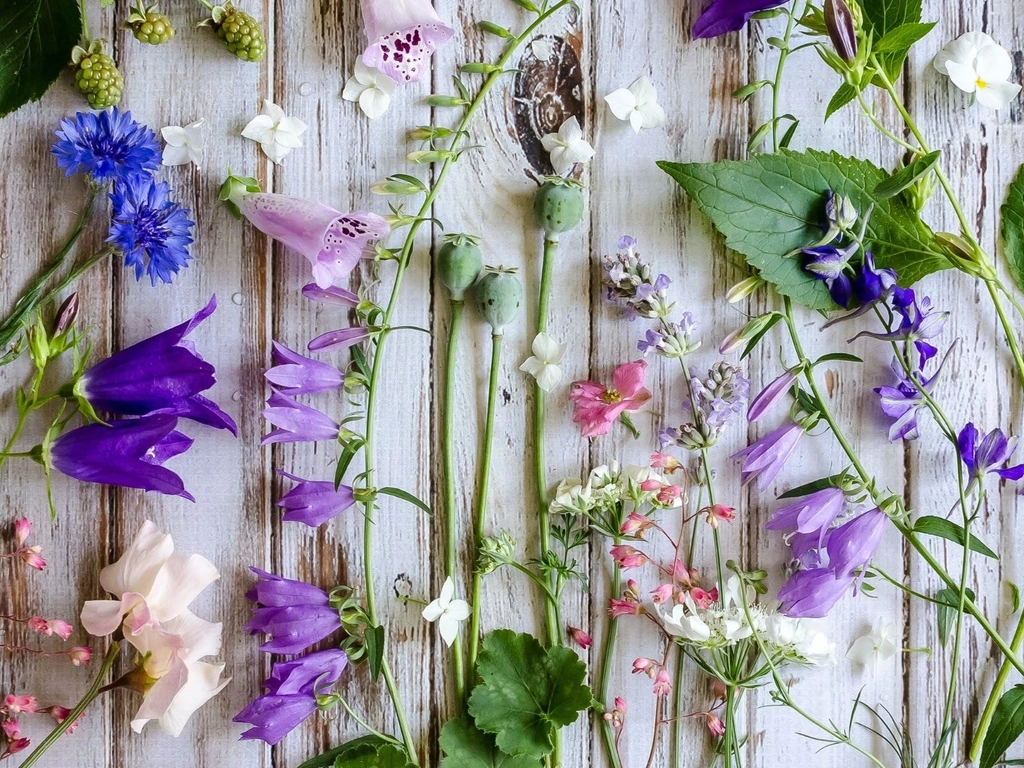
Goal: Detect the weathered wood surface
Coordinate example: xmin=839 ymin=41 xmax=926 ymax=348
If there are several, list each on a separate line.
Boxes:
xmin=1 ymin=0 xmax=1021 ymax=766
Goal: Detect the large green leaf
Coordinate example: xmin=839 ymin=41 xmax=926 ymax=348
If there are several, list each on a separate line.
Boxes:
xmin=297 ymin=737 xmax=413 ymax=768
xmin=467 ymin=630 xmax=592 ymax=759
xmin=860 ymin=0 xmax=924 ymax=80
xmin=439 ymin=718 xmax=542 ymax=768
xmin=658 ymin=150 xmax=947 ymax=310
xmin=1000 ymin=164 xmax=1024 ymax=294
xmin=0 ymin=0 xmax=81 ymax=117
xmin=980 ymin=685 xmax=1024 ymax=768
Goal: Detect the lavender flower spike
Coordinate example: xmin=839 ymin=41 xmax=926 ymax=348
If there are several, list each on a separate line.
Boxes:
xmin=262 ymin=391 xmax=341 ymax=446
xmin=276 ymin=470 xmax=356 ymax=527
xmin=360 ymin=0 xmax=454 ymax=84
xmin=693 ymin=0 xmax=787 ymax=39
xmin=265 ymin=342 xmax=345 ymax=395
xmin=958 ymin=423 xmax=1024 ymax=491
xmin=244 ymin=569 xmax=343 ymax=654
xmin=731 ymin=422 xmax=804 ymax=490
xmin=75 ymin=297 xmax=236 ymax=434
xmin=49 ymin=415 xmax=195 ymax=500
xmin=778 ymin=568 xmax=854 ymax=618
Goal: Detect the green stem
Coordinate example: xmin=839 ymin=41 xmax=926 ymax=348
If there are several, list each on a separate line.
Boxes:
xmin=598 ymin=556 xmax=623 ymax=768
xmin=723 ymin=687 xmax=737 ymax=768
xmin=768 ymin=0 xmax=805 ymax=150
xmin=78 ymin=0 xmax=92 ymax=46
xmin=971 ymin=609 xmax=1024 ymax=763
xmin=467 ymin=333 xmax=502 ymax=687
xmin=0 ymin=366 xmax=46 ymax=471
xmin=18 ymin=641 xmax=119 ymax=768
xmin=671 ymin=645 xmax=684 ymax=768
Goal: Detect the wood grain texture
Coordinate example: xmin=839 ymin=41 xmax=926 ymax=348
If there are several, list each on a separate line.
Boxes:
xmin=1 ymin=0 xmax=1023 ymax=766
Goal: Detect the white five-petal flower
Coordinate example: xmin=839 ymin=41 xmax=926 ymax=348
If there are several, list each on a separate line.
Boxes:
xmin=160 ymin=119 xmax=205 ymax=169
xmin=604 ymin=76 xmax=668 ymax=133
xmin=241 ymin=99 xmax=308 ymax=164
xmin=846 ymin=621 xmax=899 ymax=668
xmin=342 ymin=59 xmax=398 ymax=120
xmin=422 ymin=576 xmax=470 ymax=648
xmin=933 ymin=32 xmax=1022 ymax=109
xmin=540 ymin=116 xmax=596 ymax=176
xmin=520 ymin=332 xmax=567 ymax=392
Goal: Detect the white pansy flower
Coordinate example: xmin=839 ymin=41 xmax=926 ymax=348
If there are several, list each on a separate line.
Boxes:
xmin=241 ymin=99 xmax=308 ymax=164
xmin=160 ymin=119 xmax=205 ymax=169
xmin=933 ymin=32 xmax=1022 ymax=109
xmin=540 ymin=116 xmax=596 ymax=176
xmin=342 ymin=59 xmax=397 ymax=120
xmin=520 ymin=332 xmax=567 ymax=392
xmin=846 ymin=621 xmax=898 ymax=668
xmin=604 ymin=76 xmax=668 ymax=133
xmin=422 ymin=576 xmax=470 ymax=647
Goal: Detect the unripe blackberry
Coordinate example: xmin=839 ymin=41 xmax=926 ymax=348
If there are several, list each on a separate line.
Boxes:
xmin=74 ymin=51 xmax=123 ymax=109
xmin=204 ymin=3 xmax=266 ymax=62
xmin=131 ymin=12 xmax=175 ymax=45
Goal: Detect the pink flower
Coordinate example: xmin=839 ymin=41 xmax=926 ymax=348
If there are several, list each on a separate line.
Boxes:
xmin=1 ymin=720 xmax=20 ymax=739
xmin=706 ymin=713 xmax=725 ymax=737
xmin=18 ymin=545 xmax=46 ymax=571
xmin=652 ymin=669 xmax=672 ymax=697
xmin=704 ymin=503 xmax=736 ymax=529
xmin=671 ymin=559 xmax=693 ymax=586
xmin=656 ymin=484 xmax=682 ymax=506
xmin=650 ymin=584 xmax=675 ymax=603
xmin=609 ymin=599 xmax=641 ymax=618
xmin=28 ymin=617 xmax=73 ymax=640
xmin=360 ymin=0 xmax=454 ymax=84
xmin=13 ymin=518 xmax=31 ymax=546
xmin=46 ymin=706 xmax=82 ymax=734
xmin=650 ymin=452 xmax=682 ymax=474
xmin=3 ymin=696 xmax=36 ymax=714
xmin=567 ymin=626 xmax=592 ymax=649
xmin=569 ymin=360 xmax=652 ymax=438
xmin=690 ymin=587 xmax=718 ymax=609
xmin=632 ymin=657 xmax=658 ymax=677
xmin=610 ymin=544 xmax=649 ymax=570
xmin=4 ymin=736 xmax=30 ymax=756
xmin=603 ymin=697 xmax=627 ymax=729
xmin=620 ymin=512 xmax=655 ymax=537
xmin=66 ymin=646 xmax=92 ymax=666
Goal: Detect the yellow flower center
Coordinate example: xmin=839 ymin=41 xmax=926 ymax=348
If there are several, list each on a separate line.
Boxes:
xmin=601 ymin=389 xmax=622 ymax=404
xmin=977 ymin=78 xmax=988 ymax=89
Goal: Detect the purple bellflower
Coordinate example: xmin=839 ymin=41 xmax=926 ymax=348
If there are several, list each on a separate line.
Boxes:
xmin=307 ymin=326 xmax=372 ymax=354
xmin=958 ymin=423 xmax=1024 ymax=491
xmin=777 ymin=568 xmax=854 ymax=618
xmin=49 ymin=415 xmax=195 ymax=500
xmin=262 ymin=391 xmax=341 ymax=446
xmin=747 ymin=369 xmax=797 ymax=422
xmin=693 ymin=0 xmax=787 ymax=39
xmin=244 ymin=568 xmax=343 ymax=654
xmin=76 ymin=297 xmax=236 ymax=433
xmin=765 ymin=487 xmax=847 ymax=544
xmin=235 ymin=649 xmax=348 ymax=745
xmin=265 ymin=342 xmax=345 ymax=395
xmin=732 ymin=422 xmax=804 ymax=490
xmin=301 ymin=283 xmax=360 ymax=308
xmin=52 ymin=108 xmax=161 ymax=184
xmin=826 ymin=508 xmax=887 ymax=579
xmin=276 ymin=471 xmax=356 ymax=527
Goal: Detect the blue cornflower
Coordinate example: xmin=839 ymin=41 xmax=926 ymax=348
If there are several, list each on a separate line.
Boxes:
xmin=108 ymin=176 xmax=194 ymax=285
xmin=52 ymin=108 xmax=161 ymax=184
xmin=958 ymin=423 xmax=1024 ymax=490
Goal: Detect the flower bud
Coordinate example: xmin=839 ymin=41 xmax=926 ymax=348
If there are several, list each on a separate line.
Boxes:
xmin=437 ymin=234 xmax=484 ymax=301
xmin=218 ymin=171 xmax=261 ymax=218
xmin=52 ymin=293 xmax=80 ymax=338
xmin=725 ymin=275 xmax=764 ymax=303
xmin=475 ymin=266 xmax=523 ymax=334
xmin=534 ymin=177 xmax=585 ymax=239
xmin=824 ymin=0 xmax=858 ymax=64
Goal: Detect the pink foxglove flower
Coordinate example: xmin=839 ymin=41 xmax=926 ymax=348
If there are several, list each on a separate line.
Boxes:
xmin=360 ymin=0 xmax=454 ymax=84
xmin=569 ymin=360 xmax=652 ymax=438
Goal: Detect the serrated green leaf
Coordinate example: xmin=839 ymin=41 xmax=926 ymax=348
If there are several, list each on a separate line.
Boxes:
xmin=297 ymin=737 xmax=410 ymax=768
xmin=874 ymin=150 xmax=941 ymax=200
xmin=873 ymin=21 xmax=936 ymax=53
xmin=914 ymin=515 xmax=998 ymax=559
xmin=0 ymin=0 xmax=81 ymax=117
xmin=825 ymin=83 xmax=858 ymax=122
xmin=1000 ymin=164 xmax=1024 ymax=294
xmin=439 ymin=719 xmax=542 ymax=768
xmin=364 ymin=623 xmax=385 ymax=682
xmin=657 ymin=150 xmax=947 ymax=310
xmin=981 ymin=686 xmax=1024 ymax=768
xmin=860 ymin=0 xmax=923 ymax=81
xmin=334 ymin=744 xmax=414 ymax=768
xmin=468 ymin=630 xmax=592 ymax=759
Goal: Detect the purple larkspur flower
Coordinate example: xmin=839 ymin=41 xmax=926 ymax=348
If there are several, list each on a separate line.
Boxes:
xmin=693 ymin=0 xmax=787 ymax=38
xmin=234 ymin=649 xmax=348 ymax=745
xmin=802 ymin=243 xmax=854 ymax=281
xmin=959 ymin=423 xmax=1024 ymax=489
xmin=262 ymin=391 xmax=340 ymax=446
xmin=826 ymin=508 xmax=886 ymax=579
xmin=732 ymin=422 xmax=803 ymax=490
xmin=49 ymin=415 xmax=195 ymax=500
xmin=765 ymin=487 xmax=847 ymax=542
xmin=52 ymin=108 xmax=161 ymax=183
xmin=307 ymin=326 xmax=372 ymax=353
xmin=265 ymin=342 xmax=345 ymax=395
xmin=778 ymin=568 xmax=854 ymax=618
xmin=853 ymin=288 xmax=949 ymax=364
xmin=851 ymin=253 xmax=897 ymax=306
xmin=874 ymin=349 xmax=952 ymax=442
xmin=276 ymin=470 xmax=356 ymax=527
xmin=77 ymin=297 xmax=236 ymax=433
xmin=244 ymin=568 xmax=343 ymax=654
xmin=108 ymin=176 xmax=195 ymax=285
xmin=747 ymin=369 xmax=797 ymax=422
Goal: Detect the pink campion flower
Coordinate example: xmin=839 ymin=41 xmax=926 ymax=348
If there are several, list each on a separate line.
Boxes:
xmin=706 ymin=713 xmax=726 ymax=737
xmin=620 ymin=512 xmax=656 ymax=537
xmin=704 ymin=504 xmax=736 ymax=529
xmin=28 ymin=618 xmax=73 ymax=641
xmin=652 ymin=669 xmax=672 ymax=697
xmin=608 ymin=599 xmax=642 ymax=618
xmin=3 ymin=696 xmax=36 ymax=714
xmin=650 ymin=584 xmax=675 ymax=604
xmin=567 ymin=626 xmax=592 ymax=649
xmin=569 ymin=360 xmax=652 ymax=438
xmin=14 ymin=518 xmax=31 ymax=546
xmin=690 ymin=587 xmax=718 ymax=609
xmin=360 ymin=0 xmax=454 ymax=84
xmin=650 ymin=452 xmax=682 ymax=474
xmin=610 ymin=544 xmax=649 ymax=570
xmin=66 ymin=647 xmax=92 ymax=666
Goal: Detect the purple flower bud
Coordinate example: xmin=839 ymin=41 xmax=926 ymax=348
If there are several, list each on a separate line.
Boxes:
xmin=824 ymin=0 xmax=858 ymax=63
xmin=244 ymin=569 xmax=343 ymax=654
xmin=301 ymin=283 xmax=360 ymax=308
xmin=826 ymin=508 xmax=886 ymax=578
xmin=778 ymin=568 xmax=854 ymax=618
xmin=265 ymin=342 xmax=345 ymax=395
xmin=746 ymin=370 xmax=797 ymax=422
xmin=307 ymin=326 xmax=372 ymax=353
xmin=52 ymin=293 xmax=80 ymax=337
xmin=276 ymin=470 xmax=356 ymax=527
xmin=731 ymin=422 xmax=804 ymax=490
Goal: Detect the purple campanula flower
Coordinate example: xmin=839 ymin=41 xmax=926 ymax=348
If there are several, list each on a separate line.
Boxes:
xmin=765 ymin=487 xmax=846 ymax=543
xmin=301 ymin=283 xmax=360 ymax=307
xmin=732 ymin=422 xmax=804 ymax=490
xmin=262 ymin=391 xmax=340 ymax=446
xmin=49 ymin=415 xmax=195 ymax=500
xmin=234 ymin=649 xmax=348 ymax=745
xmin=52 ymin=108 xmax=161 ymax=184
xmin=76 ymin=297 xmax=236 ymax=433
xmin=747 ymin=369 xmax=797 ymax=422
xmin=244 ymin=568 xmax=343 ymax=654
xmin=307 ymin=326 xmax=372 ymax=353
xmin=265 ymin=342 xmax=345 ymax=395
xmin=108 ymin=175 xmax=195 ymax=286
xmin=276 ymin=471 xmax=356 ymax=527
xmin=826 ymin=508 xmax=887 ymax=579
xmin=693 ymin=0 xmax=787 ymax=39
xmin=778 ymin=568 xmax=854 ymax=618
xmin=958 ymin=423 xmax=1024 ymax=490
xmin=789 ymin=529 xmax=829 ymax=569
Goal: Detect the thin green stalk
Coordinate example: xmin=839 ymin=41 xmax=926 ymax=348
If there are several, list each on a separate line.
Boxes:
xmin=671 ymin=645 xmax=684 ymax=768
xmin=971 ymin=609 xmax=1024 ymax=762
xmin=442 ymin=299 xmax=466 ymax=702
xmin=19 ymin=641 xmax=119 ymax=768
xmin=723 ymin=687 xmax=737 ymax=768
xmin=768 ymin=0 xmax=806 ymax=150
xmin=598 ymin=553 xmax=623 ymax=768
xmin=78 ymin=0 xmax=92 ymax=46
xmin=0 ymin=365 xmax=46 ymax=471
xmin=467 ymin=332 xmax=502 ymax=686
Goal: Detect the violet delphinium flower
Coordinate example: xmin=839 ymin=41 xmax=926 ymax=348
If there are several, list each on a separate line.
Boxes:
xmin=237 ymin=193 xmax=389 ymax=289
xmin=276 ymin=471 xmax=356 ymax=527
xmin=234 ymin=649 xmax=348 ymax=745
xmin=569 ymin=360 xmax=652 ymax=438
xmin=360 ymin=0 xmax=454 ymax=84
xmin=693 ymin=0 xmax=787 ymax=39
xmin=777 ymin=568 xmax=854 ymax=618
xmin=802 ymin=243 xmax=857 ymax=308
xmin=52 ymin=108 xmax=161 ymax=184
xmin=307 ymin=326 xmax=372 ymax=353
xmin=765 ymin=487 xmax=846 ymax=544
xmin=265 ymin=342 xmax=345 ymax=395
xmin=958 ymin=423 xmax=1024 ymax=491
xmin=731 ymin=422 xmax=803 ymax=490
xmin=245 ymin=569 xmax=343 ymax=654
xmin=49 ymin=415 xmax=195 ymax=500
xmin=262 ymin=391 xmax=340 ymax=446
xmin=874 ymin=352 xmax=949 ymax=442
xmin=108 ymin=176 xmax=195 ymax=285
xmin=76 ymin=297 xmax=236 ymax=433
xmin=853 ymin=288 xmax=949 ymax=364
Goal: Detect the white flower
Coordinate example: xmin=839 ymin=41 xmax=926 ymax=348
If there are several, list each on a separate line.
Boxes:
xmin=540 ymin=116 xmax=596 ymax=176
xmin=160 ymin=119 xmax=205 ymax=168
xmin=342 ymin=59 xmax=397 ymax=120
xmin=660 ymin=598 xmax=712 ymax=643
xmin=422 ymin=577 xmax=470 ymax=647
xmin=933 ymin=32 xmax=1022 ymax=109
xmin=241 ymin=99 xmax=308 ymax=164
xmin=549 ymin=477 xmax=593 ymax=515
xmin=520 ymin=332 xmax=566 ymax=392
xmin=604 ymin=76 xmax=667 ymax=133
xmin=847 ymin=621 xmax=898 ymax=668
xmin=766 ymin=615 xmax=835 ymax=667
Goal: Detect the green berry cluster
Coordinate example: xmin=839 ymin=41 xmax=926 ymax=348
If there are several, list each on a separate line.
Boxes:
xmin=74 ymin=52 xmax=123 ymax=109
xmin=131 ymin=12 xmax=175 ymax=45
xmin=215 ymin=7 xmax=266 ymax=62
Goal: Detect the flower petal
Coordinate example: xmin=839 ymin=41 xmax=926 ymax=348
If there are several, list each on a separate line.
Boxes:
xmin=604 ymin=88 xmax=637 ymax=121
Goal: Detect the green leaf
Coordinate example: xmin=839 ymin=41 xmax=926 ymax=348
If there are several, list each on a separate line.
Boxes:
xmin=364 ymin=624 xmax=385 ymax=682
xmin=657 ymin=150 xmax=946 ymax=310
xmin=873 ymin=150 xmax=941 ymax=200
xmin=825 ymin=84 xmax=858 ymax=122
xmin=378 ymin=487 xmax=433 ymax=516
xmin=777 ymin=474 xmax=848 ymax=499
xmin=1000 ymin=164 xmax=1024 ymax=294
xmin=334 ymin=438 xmax=365 ymax=489
xmin=297 ymin=738 xmax=411 ymax=768
xmin=439 ymin=719 xmax=542 ymax=768
xmin=914 ymin=515 xmax=999 ymax=559
xmin=0 ymin=0 xmax=82 ymax=117
xmin=859 ymin=0 xmax=924 ymax=80
xmin=935 ymin=587 xmax=976 ymax=647
xmin=873 ymin=21 xmax=936 ymax=53
xmin=981 ymin=687 xmax=1024 ymax=768
xmin=813 ymin=352 xmax=864 ymax=364
xmin=468 ymin=630 xmax=592 ymax=759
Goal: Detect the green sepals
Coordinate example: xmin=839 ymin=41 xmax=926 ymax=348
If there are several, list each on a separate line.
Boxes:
xmin=408 ymin=125 xmax=455 ymax=141
xmin=478 ymin=21 xmax=513 ymax=38
xmin=979 ymin=685 xmax=1024 ymax=768
xmin=658 ymin=150 xmax=947 ymax=310
xmin=407 ymin=149 xmax=457 ymax=165
xmin=439 ymin=718 xmax=542 ymax=768
xmin=474 ymin=266 xmax=523 ymax=335
xmin=0 ymin=0 xmax=81 ymax=118
xmin=462 ymin=62 xmax=501 ymax=75
xmin=426 ymin=94 xmax=470 ymax=108
xmin=1000 ymin=164 xmax=1024 ymax=294
xmin=202 ymin=2 xmax=265 ymax=62
xmin=296 ymin=737 xmax=413 ymax=768
xmin=218 ymin=171 xmax=261 ymax=218
xmin=371 ymin=173 xmax=428 ymax=197
xmin=26 ymin=325 xmax=49 ymax=371
xmin=797 ymin=6 xmax=828 ymax=34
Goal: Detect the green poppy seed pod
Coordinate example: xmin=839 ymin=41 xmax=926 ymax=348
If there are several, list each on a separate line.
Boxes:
xmin=534 ymin=177 xmax=585 ymax=240
xmin=824 ymin=0 xmax=858 ymax=64
xmin=475 ymin=266 xmax=523 ymax=335
xmin=437 ymin=234 xmax=484 ymax=301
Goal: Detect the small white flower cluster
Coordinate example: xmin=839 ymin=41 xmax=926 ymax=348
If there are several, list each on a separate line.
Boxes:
xmin=660 ymin=576 xmax=835 ymax=667
xmin=549 ymin=461 xmax=681 ymax=517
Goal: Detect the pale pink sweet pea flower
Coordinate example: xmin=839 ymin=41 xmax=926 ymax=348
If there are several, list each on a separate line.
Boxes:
xmin=360 ymin=0 xmax=454 ymax=84
xmin=569 ymin=360 xmax=652 ymax=438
